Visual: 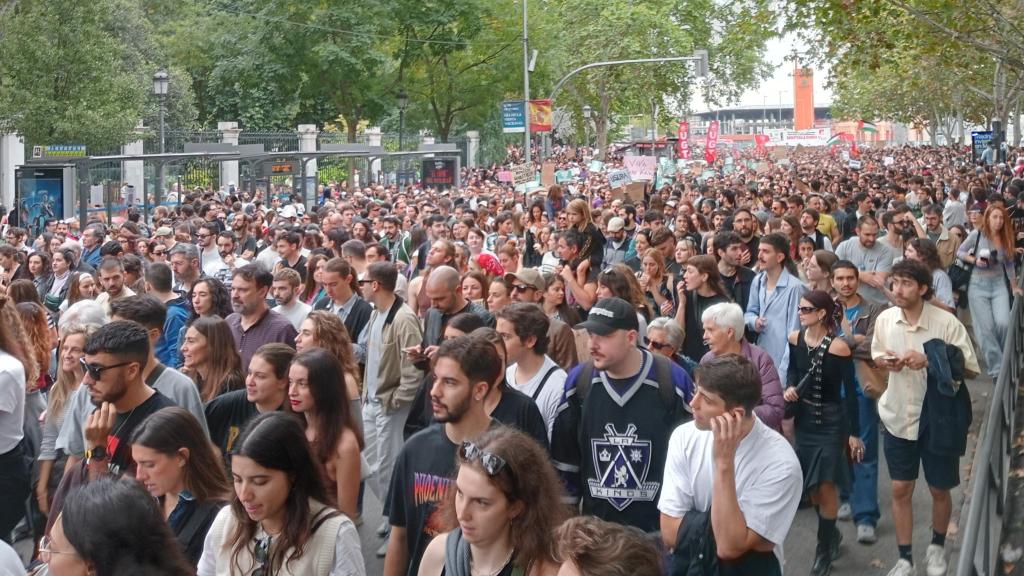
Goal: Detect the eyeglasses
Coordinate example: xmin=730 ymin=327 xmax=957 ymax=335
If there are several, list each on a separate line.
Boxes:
xmin=511 ymin=284 xmax=533 ymax=292
xmin=357 ymin=279 xmax=376 ymax=285
xmin=80 ymin=358 xmax=134 ymax=380
xmin=196 ymin=233 xmax=212 ymax=239
xmin=39 ymin=536 xmax=79 ymax=563
xmin=253 ymin=534 xmax=272 ymax=576
xmin=797 ymin=306 xmax=818 ymax=314
xmin=645 ymin=339 xmax=674 ymax=351
xmin=459 ymin=441 xmax=507 ymax=476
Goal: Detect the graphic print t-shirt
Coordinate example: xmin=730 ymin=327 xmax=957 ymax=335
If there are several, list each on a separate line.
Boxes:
xmin=384 ymin=423 xmax=457 ymax=576
xmin=105 ymin=392 xmax=176 ymax=477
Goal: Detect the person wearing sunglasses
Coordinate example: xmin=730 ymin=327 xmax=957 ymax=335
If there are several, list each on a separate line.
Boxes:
xmin=384 ymin=336 xmax=498 ymax=576
xmin=417 ymin=426 xmax=565 ymax=576
xmin=784 ymin=290 xmax=862 ymax=576
xmin=197 ymin=411 xmax=365 ymax=576
xmin=41 ymin=476 xmax=193 ymax=576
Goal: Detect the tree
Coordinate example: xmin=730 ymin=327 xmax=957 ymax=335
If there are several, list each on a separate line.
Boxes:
xmin=0 ymin=0 xmax=160 ymax=153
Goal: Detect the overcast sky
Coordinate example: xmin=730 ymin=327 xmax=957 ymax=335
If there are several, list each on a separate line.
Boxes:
xmin=692 ymin=32 xmax=834 ymax=112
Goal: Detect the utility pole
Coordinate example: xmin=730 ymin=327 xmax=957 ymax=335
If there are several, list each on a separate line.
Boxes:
xmin=522 ymin=0 xmax=531 ymax=164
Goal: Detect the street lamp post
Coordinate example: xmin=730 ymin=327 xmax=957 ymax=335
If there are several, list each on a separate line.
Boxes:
xmin=582 ymin=105 xmax=591 ymax=149
xmin=153 ymin=70 xmax=169 ymax=211
xmin=397 ymin=89 xmax=409 ymax=187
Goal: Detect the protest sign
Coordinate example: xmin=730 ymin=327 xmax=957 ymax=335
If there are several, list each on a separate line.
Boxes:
xmin=607 ymin=169 xmax=632 ymax=189
xmin=541 ymin=161 xmax=556 ymax=187
xmin=511 ymin=164 xmax=535 ymax=186
xmin=624 ymin=156 xmax=657 ymax=181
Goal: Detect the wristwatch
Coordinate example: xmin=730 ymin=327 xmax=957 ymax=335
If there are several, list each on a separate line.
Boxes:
xmin=85 ymin=445 xmax=108 ymax=464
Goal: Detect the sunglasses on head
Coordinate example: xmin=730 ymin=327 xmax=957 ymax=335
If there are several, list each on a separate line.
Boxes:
xmin=459 ymin=441 xmax=507 ymax=476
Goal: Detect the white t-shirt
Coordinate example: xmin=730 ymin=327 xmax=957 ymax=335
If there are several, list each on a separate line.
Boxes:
xmin=0 ymin=349 xmax=26 ymax=453
xmin=505 ymin=356 xmax=566 ymax=440
xmin=658 ymin=417 xmax=802 ymax=567
xmin=274 ymin=300 xmax=312 ymax=330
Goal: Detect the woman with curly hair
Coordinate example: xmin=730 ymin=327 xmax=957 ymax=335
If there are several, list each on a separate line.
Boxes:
xmin=418 ymin=426 xmax=566 ymax=576
xmin=0 ymin=296 xmax=38 ymax=542
xmin=295 ymin=311 xmax=362 ymax=425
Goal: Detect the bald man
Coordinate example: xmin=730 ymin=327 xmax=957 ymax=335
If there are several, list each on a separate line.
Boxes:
xmin=421 ymin=266 xmax=494 ymax=352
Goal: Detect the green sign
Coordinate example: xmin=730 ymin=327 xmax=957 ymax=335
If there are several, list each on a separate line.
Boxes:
xmin=34 ymin=145 xmax=87 ymax=158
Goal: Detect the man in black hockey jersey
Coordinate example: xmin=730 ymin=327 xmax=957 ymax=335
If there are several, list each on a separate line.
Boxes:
xmin=550 ymin=297 xmax=694 ymax=532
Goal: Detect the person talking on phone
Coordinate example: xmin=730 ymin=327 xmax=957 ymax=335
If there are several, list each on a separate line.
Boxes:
xmin=784 ymin=290 xmax=861 ymax=576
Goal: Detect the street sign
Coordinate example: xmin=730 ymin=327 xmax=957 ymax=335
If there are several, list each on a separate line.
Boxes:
xmin=972 ymin=131 xmax=993 ymax=162
xmin=37 ymin=145 xmax=87 ymax=159
xmin=502 ymin=101 xmax=526 ymax=133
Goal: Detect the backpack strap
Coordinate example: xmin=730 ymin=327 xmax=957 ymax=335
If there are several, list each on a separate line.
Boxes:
xmin=531 ymin=365 xmax=561 ymax=401
xmin=650 ymin=353 xmax=679 ymax=411
xmin=176 ymin=500 xmax=223 ymax=552
xmin=145 ymin=363 xmax=167 ymax=388
xmin=573 ymin=361 xmax=596 ymax=404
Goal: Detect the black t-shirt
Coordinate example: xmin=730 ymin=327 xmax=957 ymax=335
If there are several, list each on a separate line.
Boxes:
xmin=1009 ymin=205 xmax=1024 ymax=250
xmin=236 ymin=235 xmax=258 ymax=257
xmin=105 ymin=391 xmax=176 ymax=477
xmin=204 ymin=390 xmax=259 ymax=460
xmin=490 ymin=384 xmax=549 ymax=450
xmin=385 ymin=424 xmax=459 ymax=576
xmin=282 ymin=255 xmax=309 ymax=282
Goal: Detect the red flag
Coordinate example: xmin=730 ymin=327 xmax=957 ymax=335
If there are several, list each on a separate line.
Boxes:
xmin=704 ymin=120 xmax=719 ymax=164
xmin=754 ymin=134 xmax=769 ymax=155
xmin=677 ymin=121 xmax=691 ymax=159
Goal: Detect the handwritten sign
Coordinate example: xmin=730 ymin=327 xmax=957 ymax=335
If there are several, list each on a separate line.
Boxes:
xmin=541 ymin=161 xmax=556 ymax=187
xmin=624 ymin=156 xmax=657 ymax=181
xmin=511 ymin=164 xmax=535 ymax=186
xmin=607 ymin=169 xmax=632 ymax=189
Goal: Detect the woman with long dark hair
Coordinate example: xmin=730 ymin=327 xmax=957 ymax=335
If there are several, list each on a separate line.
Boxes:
xmin=131 ymin=407 xmax=231 ymax=565
xmin=288 ymin=348 xmax=364 ymax=520
xmin=197 ymin=412 xmax=365 ymax=575
xmin=784 ymin=290 xmax=861 ymax=575
xmin=294 ymin=311 xmax=361 ymax=423
xmin=42 ymin=477 xmax=193 ymax=575
xmin=673 ymin=255 xmax=730 ymax=361
xmin=43 ymin=248 xmax=76 ymax=315
xmin=300 ymin=253 xmax=329 ymax=305
xmin=0 ymin=296 xmax=36 ymax=543
xmin=417 ymin=426 xmax=565 ymax=576
xmin=539 ymin=272 xmax=581 ymax=327
xmin=181 ymin=316 xmax=245 ymax=402
xmin=28 ymin=251 xmax=52 ymax=300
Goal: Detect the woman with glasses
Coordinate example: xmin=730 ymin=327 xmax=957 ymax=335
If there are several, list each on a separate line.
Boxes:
xmin=130 ymin=407 xmax=230 ymax=566
xmin=41 ymin=476 xmax=193 ymax=576
xmin=181 ymin=316 xmax=245 ymax=402
xmin=784 ymin=290 xmax=862 ymax=576
xmin=673 ymin=255 xmax=730 ymax=361
xmin=197 ymin=411 xmax=365 ymax=576
xmin=417 ymin=426 xmax=565 ymax=576
xmin=288 ymin=348 xmax=364 ymax=521
xmin=644 ymin=317 xmax=697 ymax=377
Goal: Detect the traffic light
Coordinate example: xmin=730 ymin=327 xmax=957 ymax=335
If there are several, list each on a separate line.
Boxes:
xmin=693 ymin=49 xmax=709 ymax=77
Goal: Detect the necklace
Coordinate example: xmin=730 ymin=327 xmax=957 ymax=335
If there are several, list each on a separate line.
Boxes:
xmin=470 ymin=547 xmax=514 ymax=576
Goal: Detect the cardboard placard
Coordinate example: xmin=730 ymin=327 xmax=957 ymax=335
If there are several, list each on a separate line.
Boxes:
xmin=770 ymin=147 xmax=789 ymax=159
xmin=511 ymin=163 xmax=534 ymax=186
xmin=625 ymin=181 xmax=646 ymax=203
xmin=883 ymin=156 xmax=895 ymax=166
xmin=541 ymin=161 xmax=556 ymax=187
xmin=497 ymin=170 xmax=513 ymax=182
xmin=589 ymin=159 xmax=605 ymax=172
xmin=624 ymin=155 xmax=658 ymax=181
xmin=607 ymin=169 xmax=632 ymax=189
xmin=848 ymin=159 xmax=862 ymax=170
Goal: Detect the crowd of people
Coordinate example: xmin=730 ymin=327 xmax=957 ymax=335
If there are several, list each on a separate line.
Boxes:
xmin=0 ymin=139 xmax=1015 ymax=576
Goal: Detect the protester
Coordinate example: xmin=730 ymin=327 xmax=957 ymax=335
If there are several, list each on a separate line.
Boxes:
xmin=181 ymin=316 xmax=246 ymax=402
xmin=130 ymin=407 xmax=230 ymax=565
xmin=295 ymin=310 xmax=363 ymax=424
xmin=226 ymin=264 xmax=298 ymax=368
xmin=554 ymin=515 xmax=664 ymax=576
xmin=197 ymin=412 xmax=366 ymax=576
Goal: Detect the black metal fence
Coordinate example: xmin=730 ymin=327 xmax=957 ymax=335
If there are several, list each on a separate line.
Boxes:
xmin=956 ymin=295 xmax=1022 ymax=575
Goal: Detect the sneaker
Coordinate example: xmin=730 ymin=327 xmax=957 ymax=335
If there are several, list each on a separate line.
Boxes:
xmin=857 ymin=524 xmax=877 ymax=544
xmin=376 ymin=536 xmax=390 ymax=558
xmin=376 ymin=520 xmax=389 ymax=537
xmin=925 ymin=544 xmax=947 ymax=576
xmin=887 ymin=558 xmax=916 ymax=576
xmin=837 ymin=502 xmax=852 ymax=521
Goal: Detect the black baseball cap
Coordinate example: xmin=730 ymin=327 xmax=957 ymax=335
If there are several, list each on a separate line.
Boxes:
xmin=576 ymin=297 xmax=639 ymax=336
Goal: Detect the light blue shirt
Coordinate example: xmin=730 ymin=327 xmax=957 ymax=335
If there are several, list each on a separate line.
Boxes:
xmin=744 ymin=269 xmax=806 ymax=385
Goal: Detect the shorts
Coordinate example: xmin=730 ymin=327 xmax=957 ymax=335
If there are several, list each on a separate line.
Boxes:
xmin=883 ymin=431 xmax=959 ymax=490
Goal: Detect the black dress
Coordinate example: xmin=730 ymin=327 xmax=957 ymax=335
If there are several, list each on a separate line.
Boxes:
xmin=787 ymin=330 xmax=859 ymax=492
xmin=681 ymin=291 xmax=730 ymax=361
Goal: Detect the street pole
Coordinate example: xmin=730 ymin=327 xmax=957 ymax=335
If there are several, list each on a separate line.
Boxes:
xmin=398 ymin=110 xmax=405 ymax=186
xmin=522 ymin=0 xmax=531 ymax=165
xmin=778 ymin=91 xmax=783 ymax=129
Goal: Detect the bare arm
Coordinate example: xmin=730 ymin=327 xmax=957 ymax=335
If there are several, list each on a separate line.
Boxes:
xmin=383 ymin=525 xmax=409 ymax=576
xmin=661 ymin=513 xmax=683 ymax=551
xmin=336 ymin=430 xmax=362 ymax=521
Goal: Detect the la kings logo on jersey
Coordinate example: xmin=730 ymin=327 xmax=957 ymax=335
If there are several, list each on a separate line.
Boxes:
xmin=588 ymin=423 xmax=658 ymax=511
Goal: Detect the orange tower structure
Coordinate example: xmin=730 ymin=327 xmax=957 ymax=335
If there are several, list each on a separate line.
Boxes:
xmin=793 ymin=67 xmax=814 ymax=131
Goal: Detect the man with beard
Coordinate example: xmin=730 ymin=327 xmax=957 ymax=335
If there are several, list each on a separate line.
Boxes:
xmin=714 ymin=231 xmax=756 ymax=315
xmin=659 ymin=355 xmax=802 ymax=571
xmin=225 ymin=264 xmax=297 ymax=368
xmin=408 ymin=239 xmax=456 ymax=318
xmin=730 ymin=208 xmax=759 ymax=267
xmin=551 ymin=297 xmax=694 ymax=532
xmin=382 ymin=336 xmax=488 ymax=576
xmin=231 ymin=213 xmax=257 ymax=259
xmin=835 ymin=215 xmax=894 ymax=305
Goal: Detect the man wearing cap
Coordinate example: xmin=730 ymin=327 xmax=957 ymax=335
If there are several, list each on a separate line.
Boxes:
xmin=507 ymin=268 xmax=578 ymax=369
xmin=551 ymin=297 xmax=694 ymax=532
xmin=154 ymin=226 xmax=175 ymax=252
xmin=603 ymin=217 xmax=629 ymax=266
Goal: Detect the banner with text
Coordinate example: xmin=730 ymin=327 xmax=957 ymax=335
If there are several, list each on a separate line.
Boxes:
xmin=704 ymin=121 xmax=719 ymax=164
xmin=677 ymin=121 xmax=691 ymax=160
xmin=501 ymin=101 xmax=526 ymax=133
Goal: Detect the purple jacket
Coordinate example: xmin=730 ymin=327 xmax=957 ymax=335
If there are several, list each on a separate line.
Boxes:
xmin=701 ymin=340 xmax=785 ymax=432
